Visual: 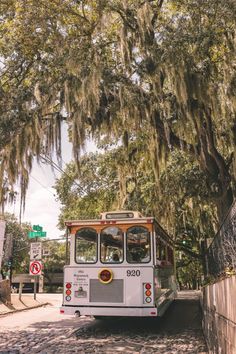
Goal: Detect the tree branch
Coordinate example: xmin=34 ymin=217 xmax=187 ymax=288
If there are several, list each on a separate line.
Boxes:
xmin=205 ymin=109 xmax=231 ymax=183
xmin=176 ymin=242 xmax=202 ymax=260
xmin=152 ymin=110 xmax=196 ymax=154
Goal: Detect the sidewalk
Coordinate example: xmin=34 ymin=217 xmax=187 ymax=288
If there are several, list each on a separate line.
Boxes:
xmin=0 ymin=293 xmax=49 ymax=316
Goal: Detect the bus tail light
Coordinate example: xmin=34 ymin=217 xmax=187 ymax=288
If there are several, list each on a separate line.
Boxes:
xmin=143 ymin=283 xmax=152 ymax=304
xmin=65 ymin=282 xmax=72 ymax=301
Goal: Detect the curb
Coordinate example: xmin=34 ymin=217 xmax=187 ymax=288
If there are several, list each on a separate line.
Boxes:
xmin=0 ymin=302 xmax=50 ymax=317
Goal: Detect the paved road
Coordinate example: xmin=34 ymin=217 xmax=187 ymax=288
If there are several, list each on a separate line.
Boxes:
xmin=0 ymin=292 xmax=207 ymax=353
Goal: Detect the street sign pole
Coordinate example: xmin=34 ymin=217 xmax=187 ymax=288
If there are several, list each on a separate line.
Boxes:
xmin=34 ymin=236 xmax=37 ymax=300
xmin=28 ymin=226 xmax=45 ymax=300
xmin=29 ymin=235 xmax=44 ymax=301
xmin=34 ymin=275 xmax=37 ymax=300
xmin=34 ymin=236 xmax=37 ymax=301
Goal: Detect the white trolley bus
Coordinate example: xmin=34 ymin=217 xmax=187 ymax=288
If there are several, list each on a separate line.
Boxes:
xmin=60 ymin=211 xmax=176 ymax=318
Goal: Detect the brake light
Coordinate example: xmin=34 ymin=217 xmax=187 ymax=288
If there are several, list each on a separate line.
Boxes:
xmin=143 ymin=283 xmax=152 ymax=304
xmin=65 ymin=283 xmax=72 ymax=301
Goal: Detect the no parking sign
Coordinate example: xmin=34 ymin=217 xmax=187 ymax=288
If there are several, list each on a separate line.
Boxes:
xmin=29 ymin=260 xmax=43 ymax=275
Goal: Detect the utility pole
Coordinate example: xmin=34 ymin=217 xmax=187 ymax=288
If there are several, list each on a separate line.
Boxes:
xmin=0 ymin=218 xmax=6 ymax=278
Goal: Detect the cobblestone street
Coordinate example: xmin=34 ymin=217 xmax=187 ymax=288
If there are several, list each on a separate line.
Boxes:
xmin=0 ymin=326 xmax=207 ymax=354
xmin=0 ymin=294 xmax=207 ymax=354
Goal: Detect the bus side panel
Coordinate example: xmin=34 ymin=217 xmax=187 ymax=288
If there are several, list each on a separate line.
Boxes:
xmin=154 ymin=265 xmax=176 ymax=316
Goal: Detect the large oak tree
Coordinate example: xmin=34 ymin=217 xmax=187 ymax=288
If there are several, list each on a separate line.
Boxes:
xmin=0 ymin=0 xmax=236 ymax=223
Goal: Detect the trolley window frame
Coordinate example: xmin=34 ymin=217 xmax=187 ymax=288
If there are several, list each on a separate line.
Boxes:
xmin=100 ymin=226 xmax=124 ymax=264
xmin=74 ymin=227 xmax=98 ymax=264
xmin=126 ymin=225 xmax=152 ymax=264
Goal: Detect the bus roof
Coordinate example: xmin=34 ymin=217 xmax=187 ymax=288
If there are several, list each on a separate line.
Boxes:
xmin=65 ymin=217 xmax=154 ymax=226
xmin=65 ymin=210 xmax=151 ymax=225
xmin=65 ymin=211 xmax=153 ymax=227
xmin=64 ymin=210 xmax=173 ymax=243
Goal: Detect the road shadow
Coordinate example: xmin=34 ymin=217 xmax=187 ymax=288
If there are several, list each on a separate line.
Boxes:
xmin=28 ymin=297 xmax=203 ymax=337
xmin=73 ymin=298 xmax=203 ymax=337
xmin=0 ymin=298 xmax=207 ymax=354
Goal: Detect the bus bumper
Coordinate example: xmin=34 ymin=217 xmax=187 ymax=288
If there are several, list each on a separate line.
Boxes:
xmin=60 ymin=306 xmax=158 ymax=317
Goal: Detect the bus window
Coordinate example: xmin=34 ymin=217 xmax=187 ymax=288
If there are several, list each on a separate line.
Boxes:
xmin=126 ymin=226 xmax=151 ymax=263
xmin=156 ymin=238 xmax=160 ymax=260
xmin=160 ymin=243 xmax=167 ymax=261
xmin=156 ymin=239 xmax=166 ymax=262
xmin=75 ymin=228 xmax=97 ymax=263
xmin=167 ymin=246 xmax=174 ymax=264
xmin=100 ymin=227 xmax=123 ymax=263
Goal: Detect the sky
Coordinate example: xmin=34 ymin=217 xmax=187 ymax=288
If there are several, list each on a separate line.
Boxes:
xmin=6 ymin=125 xmax=97 ymax=239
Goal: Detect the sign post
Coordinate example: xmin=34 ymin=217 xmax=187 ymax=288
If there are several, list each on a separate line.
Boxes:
xmin=34 ymin=276 xmax=37 ymax=300
xmin=29 ymin=260 xmax=43 ymax=300
xmin=28 ymin=225 xmax=46 ymax=299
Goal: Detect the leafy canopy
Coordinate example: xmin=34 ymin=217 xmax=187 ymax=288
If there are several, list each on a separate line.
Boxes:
xmin=0 ymin=0 xmax=236 ymax=222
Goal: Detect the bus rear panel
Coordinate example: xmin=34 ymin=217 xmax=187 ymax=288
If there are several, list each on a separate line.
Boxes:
xmin=60 ymin=211 xmax=176 ymax=317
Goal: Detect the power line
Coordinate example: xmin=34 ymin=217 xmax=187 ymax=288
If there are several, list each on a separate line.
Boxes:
xmin=30 ymin=175 xmax=56 ymax=197
xmin=39 ymin=154 xmax=85 ymax=193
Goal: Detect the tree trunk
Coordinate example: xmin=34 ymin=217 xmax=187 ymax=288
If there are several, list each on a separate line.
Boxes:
xmin=151 ymin=108 xmax=234 ymax=224
xmin=215 ymin=187 xmax=234 ymax=224
xmin=197 ymin=112 xmax=234 ymax=224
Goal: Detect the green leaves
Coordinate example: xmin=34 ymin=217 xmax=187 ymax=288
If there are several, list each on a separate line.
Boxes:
xmin=0 ymin=0 xmax=236 ymax=226
xmin=2 ymin=214 xmax=31 ymax=276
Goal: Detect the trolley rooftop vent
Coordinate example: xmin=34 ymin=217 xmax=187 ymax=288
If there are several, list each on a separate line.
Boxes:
xmin=100 ymin=211 xmax=143 ymax=220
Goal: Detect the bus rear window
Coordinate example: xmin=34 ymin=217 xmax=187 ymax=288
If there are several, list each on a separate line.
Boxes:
xmin=75 ymin=228 xmax=97 ymax=263
xmin=126 ymin=226 xmax=151 ymax=263
xmin=100 ymin=227 xmax=124 ymax=263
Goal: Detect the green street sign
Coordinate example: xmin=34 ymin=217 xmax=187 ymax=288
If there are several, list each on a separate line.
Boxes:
xmin=35 ymin=231 xmax=46 ymax=237
xmin=28 ymin=231 xmax=47 ymax=238
xmin=33 ymin=225 xmax=43 ymax=232
xmin=28 ymin=231 xmax=35 ymax=238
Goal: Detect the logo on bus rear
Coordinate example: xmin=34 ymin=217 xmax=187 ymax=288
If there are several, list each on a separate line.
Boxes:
xmin=98 ymin=268 xmax=113 ymax=284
